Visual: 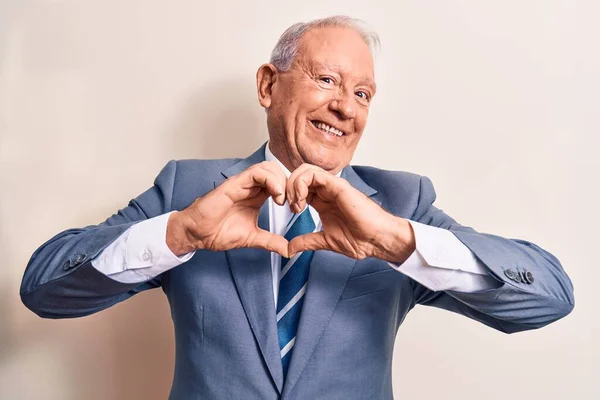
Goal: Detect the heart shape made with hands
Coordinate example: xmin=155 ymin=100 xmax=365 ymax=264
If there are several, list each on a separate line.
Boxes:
xmin=172 ymin=161 xmax=413 ymax=263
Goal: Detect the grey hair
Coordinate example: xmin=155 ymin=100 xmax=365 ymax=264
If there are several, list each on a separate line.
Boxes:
xmin=269 ymin=15 xmax=380 ymax=71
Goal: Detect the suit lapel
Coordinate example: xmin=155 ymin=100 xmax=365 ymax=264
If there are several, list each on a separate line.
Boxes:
xmin=218 ymin=143 xmax=284 ymax=393
xmin=216 ymin=146 xmax=380 ymax=396
xmin=281 ymin=164 xmax=379 ymax=397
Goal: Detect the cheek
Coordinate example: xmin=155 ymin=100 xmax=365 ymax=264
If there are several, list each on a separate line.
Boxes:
xmin=354 ymin=110 xmax=369 ymax=133
xmin=297 ymin=87 xmax=331 ymax=114
xmin=312 ymin=89 xmax=331 ymax=104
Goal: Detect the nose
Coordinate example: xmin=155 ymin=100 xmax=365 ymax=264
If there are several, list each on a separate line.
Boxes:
xmin=329 ymin=92 xmax=356 ymax=120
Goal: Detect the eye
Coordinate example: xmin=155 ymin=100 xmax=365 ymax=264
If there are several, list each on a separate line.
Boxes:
xmin=319 ymin=77 xmax=335 ymax=84
xmin=356 ymin=90 xmax=370 ymax=101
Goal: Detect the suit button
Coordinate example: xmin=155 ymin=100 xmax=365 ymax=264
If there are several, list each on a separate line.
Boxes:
xmin=525 ymin=271 xmax=534 ymax=284
xmin=504 ymin=269 xmax=516 ymax=281
xmin=74 ymin=253 xmax=87 ymax=264
xmin=63 ymin=259 xmax=74 ymax=270
xmin=513 ymin=271 xmax=522 ymax=283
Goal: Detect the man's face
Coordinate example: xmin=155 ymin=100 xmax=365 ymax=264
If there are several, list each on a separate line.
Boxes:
xmin=261 ymin=27 xmax=376 ymax=174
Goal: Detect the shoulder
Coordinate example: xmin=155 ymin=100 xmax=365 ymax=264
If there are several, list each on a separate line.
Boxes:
xmin=350 ymin=164 xmax=437 ymax=216
xmin=172 ymin=157 xmax=241 ymax=176
xmin=350 ymin=164 xmax=426 ymax=193
xmin=154 ymin=157 xmax=242 ymax=208
xmin=154 ymin=157 xmax=241 ymax=182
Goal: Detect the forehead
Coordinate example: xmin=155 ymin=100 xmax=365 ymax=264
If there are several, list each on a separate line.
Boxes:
xmin=295 ymin=27 xmax=375 ymax=82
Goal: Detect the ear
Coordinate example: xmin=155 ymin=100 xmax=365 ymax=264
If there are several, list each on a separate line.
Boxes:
xmin=256 ymin=63 xmax=278 ymax=109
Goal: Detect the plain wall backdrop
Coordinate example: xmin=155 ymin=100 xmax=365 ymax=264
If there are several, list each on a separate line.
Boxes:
xmin=0 ymin=1 xmax=597 ymax=399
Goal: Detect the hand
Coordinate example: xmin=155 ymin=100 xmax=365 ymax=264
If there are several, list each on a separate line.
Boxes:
xmin=167 ymin=161 xmax=289 ymax=257
xmin=286 ymin=164 xmax=416 ymax=263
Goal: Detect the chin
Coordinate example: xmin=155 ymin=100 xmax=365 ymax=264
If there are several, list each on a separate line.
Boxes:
xmin=299 ymin=149 xmax=343 ymax=173
xmin=294 ymin=134 xmax=351 ymax=172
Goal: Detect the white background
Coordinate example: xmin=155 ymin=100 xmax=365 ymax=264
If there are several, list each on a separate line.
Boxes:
xmin=0 ymin=1 xmax=597 ymax=398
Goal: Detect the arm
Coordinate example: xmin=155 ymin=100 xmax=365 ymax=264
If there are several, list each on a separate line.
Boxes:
xmin=408 ymin=176 xmax=574 ymax=333
xmin=20 ymin=159 xmax=290 ymax=319
xmin=285 ymin=164 xmax=574 ymax=333
xmin=20 ymin=160 xmax=180 ymax=318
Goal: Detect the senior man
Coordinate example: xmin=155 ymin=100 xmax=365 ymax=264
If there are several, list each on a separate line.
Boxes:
xmin=21 ymin=16 xmax=574 ymax=400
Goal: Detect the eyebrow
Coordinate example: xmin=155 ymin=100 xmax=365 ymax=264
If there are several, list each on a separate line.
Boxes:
xmin=313 ymin=63 xmax=377 ymax=91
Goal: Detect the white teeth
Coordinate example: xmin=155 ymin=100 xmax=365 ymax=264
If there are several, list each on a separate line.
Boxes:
xmin=314 ymin=121 xmax=344 ymax=136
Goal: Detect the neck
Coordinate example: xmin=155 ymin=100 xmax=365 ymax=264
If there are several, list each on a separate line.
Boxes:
xmin=267 ymin=140 xmax=298 ymax=173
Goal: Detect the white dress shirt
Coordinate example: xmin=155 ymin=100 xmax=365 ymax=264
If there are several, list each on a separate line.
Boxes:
xmin=92 ymin=144 xmax=498 ymax=296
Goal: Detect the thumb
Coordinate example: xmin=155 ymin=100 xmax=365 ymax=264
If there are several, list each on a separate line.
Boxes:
xmin=289 ymin=232 xmax=329 ymax=256
xmin=250 ymin=229 xmax=290 ymax=258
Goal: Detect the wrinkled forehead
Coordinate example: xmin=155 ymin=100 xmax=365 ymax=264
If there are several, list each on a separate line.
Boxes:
xmin=294 ymin=27 xmax=375 ymax=82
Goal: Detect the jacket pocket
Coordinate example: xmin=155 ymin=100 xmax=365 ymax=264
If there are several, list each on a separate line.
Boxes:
xmin=340 ymin=268 xmax=399 ymax=300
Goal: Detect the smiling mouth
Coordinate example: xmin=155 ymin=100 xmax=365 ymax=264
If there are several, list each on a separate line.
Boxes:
xmin=310 ymin=120 xmax=345 ymax=137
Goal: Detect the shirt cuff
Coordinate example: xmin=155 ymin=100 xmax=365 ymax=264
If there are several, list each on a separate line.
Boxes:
xmin=388 ymin=220 xmax=499 ymax=292
xmin=406 ymin=220 xmax=489 ymax=275
xmin=91 ymin=211 xmax=195 ymax=282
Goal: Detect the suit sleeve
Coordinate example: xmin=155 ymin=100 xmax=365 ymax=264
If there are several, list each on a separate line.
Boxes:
xmin=20 ymin=160 xmax=179 ymax=319
xmin=409 ymin=176 xmax=574 ymax=333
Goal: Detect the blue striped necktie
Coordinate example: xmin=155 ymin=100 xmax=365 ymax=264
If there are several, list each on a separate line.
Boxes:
xmin=276 ymin=207 xmax=315 ymax=380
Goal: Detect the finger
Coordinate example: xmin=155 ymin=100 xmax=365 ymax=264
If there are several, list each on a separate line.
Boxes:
xmin=257 ymin=161 xmax=288 ymax=205
xmin=293 ymin=173 xmax=311 ymax=212
xmin=250 ymin=229 xmax=290 ymax=258
xmin=288 ymin=232 xmax=329 ymax=256
xmin=306 ymin=192 xmax=316 ymax=208
xmin=295 ymin=169 xmax=328 ymax=201
xmin=232 ymin=165 xmax=284 ymax=202
xmin=285 ymin=163 xmax=313 ymax=207
xmin=289 ymin=167 xmax=337 ymax=212
xmin=247 ymin=167 xmax=283 ymax=197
